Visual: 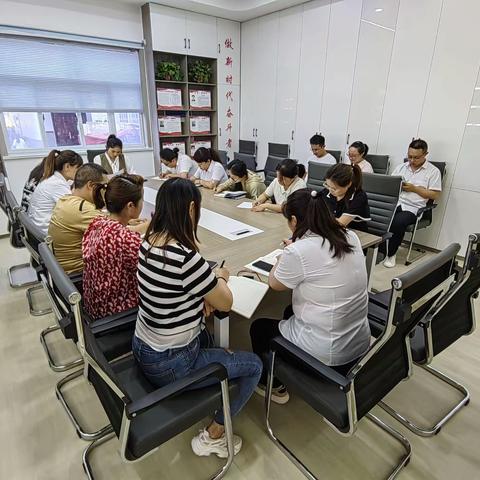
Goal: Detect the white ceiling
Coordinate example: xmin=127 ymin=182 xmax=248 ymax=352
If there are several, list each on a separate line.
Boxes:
xmin=123 ymin=0 xmax=310 ymax=21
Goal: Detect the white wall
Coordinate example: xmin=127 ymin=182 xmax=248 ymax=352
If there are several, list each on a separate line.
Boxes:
xmin=240 ymin=0 xmax=480 ymax=252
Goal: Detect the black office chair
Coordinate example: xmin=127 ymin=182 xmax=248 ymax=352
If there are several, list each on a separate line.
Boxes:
xmin=404 ymin=160 xmax=446 ymax=265
xmin=260 ymin=155 xmax=284 ymax=186
xmin=306 ymin=162 xmax=330 ymax=191
xmin=238 ymin=139 xmax=256 ymax=155
xmin=268 ymin=142 xmax=289 ymax=158
xmin=218 ymin=150 xmax=229 ymax=168
xmin=264 ymin=243 xmax=459 ymax=480
xmin=326 ymin=149 xmax=342 ymax=163
xmin=81 ymin=315 xmax=240 ymax=479
xmin=366 ymin=154 xmax=390 ymax=174
xmin=377 ymin=234 xmax=479 ymax=437
xmin=87 ymin=149 xmax=105 ymax=164
xmin=234 ymin=152 xmax=257 ymax=171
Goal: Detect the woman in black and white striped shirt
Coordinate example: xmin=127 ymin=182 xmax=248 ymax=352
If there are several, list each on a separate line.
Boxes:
xmin=133 ymin=178 xmax=262 ymax=459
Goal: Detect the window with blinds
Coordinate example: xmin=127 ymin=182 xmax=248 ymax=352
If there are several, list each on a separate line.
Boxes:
xmin=0 ymin=36 xmax=145 ymax=152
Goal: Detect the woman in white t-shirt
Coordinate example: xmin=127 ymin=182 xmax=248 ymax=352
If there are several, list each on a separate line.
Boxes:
xmin=250 ymin=188 xmax=371 ymax=404
xmin=347 ymin=141 xmax=373 ymax=173
xmin=191 ymin=147 xmax=228 ymax=189
xmin=160 ymin=147 xmax=197 ymax=179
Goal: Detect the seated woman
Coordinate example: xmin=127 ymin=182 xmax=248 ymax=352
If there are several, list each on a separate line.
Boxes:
xmin=347 ymin=141 xmax=373 ymax=173
xmin=21 ymin=156 xmax=48 ymax=211
xmin=132 ymin=178 xmax=261 ymax=458
xmin=250 ymin=189 xmax=371 ymax=404
xmin=82 ymin=174 xmax=148 ymax=320
xmin=252 ymin=158 xmax=306 ymax=213
xmin=160 ymin=147 xmax=197 ymax=179
xmin=28 ymin=149 xmax=83 ymax=235
xmin=191 ymin=147 xmax=228 ymax=189
xmin=214 ymin=159 xmax=266 ymax=199
xmin=93 ymin=134 xmax=134 ymax=175
xmin=322 ymin=163 xmax=371 ymax=232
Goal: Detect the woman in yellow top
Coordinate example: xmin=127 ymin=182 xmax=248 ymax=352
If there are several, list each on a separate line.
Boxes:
xmin=214 ymin=160 xmax=266 ymax=199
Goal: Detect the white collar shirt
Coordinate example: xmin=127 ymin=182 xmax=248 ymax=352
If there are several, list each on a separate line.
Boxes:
xmin=265 ymin=176 xmax=307 ymax=205
xmin=307 ymin=152 xmax=336 ymax=165
xmin=93 ymin=152 xmax=134 ymax=175
xmin=194 ymin=161 xmax=228 ymax=183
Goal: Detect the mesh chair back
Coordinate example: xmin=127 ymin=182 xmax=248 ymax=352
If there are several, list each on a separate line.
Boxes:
xmin=326 ymin=150 xmax=342 ymax=163
xmin=307 ymin=162 xmax=330 ymax=191
xmin=353 ymin=243 xmax=459 ymax=420
xmin=264 ymin=155 xmax=284 ymax=186
xmin=239 ymin=140 xmax=256 ymax=155
xmin=234 ymin=152 xmax=257 ymax=171
xmin=87 ymin=149 xmax=105 ymax=163
xmin=362 ymin=173 xmax=402 ymax=237
xmin=218 ymin=150 xmax=229 ymax=168
xmin=366 ymin=154 xmax=390 ymax=174
xmin=268 ymin=142 xmax=289 ymax=158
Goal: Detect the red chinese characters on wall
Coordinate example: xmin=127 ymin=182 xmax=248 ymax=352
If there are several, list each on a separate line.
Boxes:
xmin=221 ymin=37 xmax=235 ymax=151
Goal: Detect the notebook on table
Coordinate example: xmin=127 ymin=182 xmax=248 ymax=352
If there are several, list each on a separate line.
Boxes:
xmin=214 ymin=191 xmax=247 ymax=199
xmin=227 ymin=276 xmax=269 ymax=318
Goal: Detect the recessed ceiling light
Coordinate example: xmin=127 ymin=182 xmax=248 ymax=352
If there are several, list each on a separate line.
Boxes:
xmin=375 ymin=8 xmax=383 ymax=12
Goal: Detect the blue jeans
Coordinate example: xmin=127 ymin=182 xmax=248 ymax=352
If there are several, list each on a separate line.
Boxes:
xmin=132 ymin=330 xmax=262 ymax=425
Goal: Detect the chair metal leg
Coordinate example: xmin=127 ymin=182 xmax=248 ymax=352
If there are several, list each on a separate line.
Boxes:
xmin=404 ymin=222 xmax=427 ymax=266
xmin=82 ymin=429 xmax=116 ymax=480
xmin=8 ymin=263 xmax=38 ymax=288
xmin=40 ymin=324 xmax=83 ymax=372
xmin=26 ymin=283 xmax=52 ymax=316
xmin=379 ymin=364 xmax=470 ymax=437
xmin=56 ymin=368 xmax=113 ymax=441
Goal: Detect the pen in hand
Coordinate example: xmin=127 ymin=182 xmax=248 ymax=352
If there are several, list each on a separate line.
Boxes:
xmin=219 ymin=260 xmax=225 ymax=268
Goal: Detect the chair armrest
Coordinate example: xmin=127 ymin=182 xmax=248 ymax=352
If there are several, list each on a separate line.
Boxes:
xmin=380 ymin=232 xmax=393 ymax=242
xmin=417 ymin=204 xmax=436 ymax=217
xmin=90 ymin=308 xmax=138 ymax=335
xmin=270 ymin=336 xmax=351 ymax=389
xmin=368 ymin=292 xmax=390 ymax=309
xmin=125 ymin=362 xmax=228 ymax=419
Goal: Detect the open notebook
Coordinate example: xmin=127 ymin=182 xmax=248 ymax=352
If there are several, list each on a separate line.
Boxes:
xmin=227 ymin=276 xmax=269 ymax=318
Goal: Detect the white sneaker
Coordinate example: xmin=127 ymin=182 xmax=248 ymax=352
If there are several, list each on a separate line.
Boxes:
xmin=191 ymin=428 xmax=242 ymax=458
xmin=383 ymin=255 xmax=396 ymax=268
xmin=255 ymin=384 xmax=290 ymax=404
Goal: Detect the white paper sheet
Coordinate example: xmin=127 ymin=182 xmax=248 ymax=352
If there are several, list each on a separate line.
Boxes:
xmin=237 ymin=201 xmax=253 ymax=209
xmin=244 ymin=249 xmax=284 ymax=276
xmin=143 ymin=186 xmax=158 ymax=205
xmin=228 ymin=276 xmax=269 ymax=318
xmin=199 ymin=208 xmax=263 ymax=241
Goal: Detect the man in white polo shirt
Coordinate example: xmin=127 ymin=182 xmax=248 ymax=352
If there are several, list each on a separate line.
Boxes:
xmin=307 ymin=134 xmax=337 ymax=166
xmin=383 ymin=139 xmax=442 ymax=268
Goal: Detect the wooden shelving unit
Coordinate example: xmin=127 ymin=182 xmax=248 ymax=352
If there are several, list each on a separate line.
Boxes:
xmin=154 ymin=51 xmax=217 ymax=157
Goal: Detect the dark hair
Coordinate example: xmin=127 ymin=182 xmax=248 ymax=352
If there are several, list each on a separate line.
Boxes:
xmin=145 ymin=178 xmax=201 ymax=253
xmin=28 ymin=157 xmax=48 ymax=184
xmin=297 ymin=164 xmax=306 ymax=179
xmin=276 ymin=158 xmax=299 ymax=179
xmin=73 ymin=164 xmax=107 ymax=189
xmin=310 ymin=134 xmax=325 ymax=147
xmin=193 ymin=147 xmax=221 ymax=164
xmin=42 ymin=149 xmax=83 ymax=180
xmin=227 ymin=159 xmax=247 ymax=178
xmin=283 ymin=189 xmax=353 ymax=259
xmin=106 ymin=134 xmax=123 ymax=150
xmin=325 ymin=163 xmax=363 ymax=200
xmin=349 ymin=141 xmax=369 ymax=158
xmin=160 ymin=147 xmax=180 ymax=163
xmin=92 ymin=174 xmax=145 ymax=213
xmin=409 ymin=138 xmax=428 ymax=152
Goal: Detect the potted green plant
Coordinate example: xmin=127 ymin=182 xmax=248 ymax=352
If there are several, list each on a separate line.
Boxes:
xmin=189 ymin=60 xmax=212 ymax=83
xmin=156 ymin=61 xmax=183 ymax=81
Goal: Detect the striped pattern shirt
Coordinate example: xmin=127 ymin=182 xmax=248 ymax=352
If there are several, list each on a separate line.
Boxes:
xmin=134 ymin=241 xmax=217 ymax=352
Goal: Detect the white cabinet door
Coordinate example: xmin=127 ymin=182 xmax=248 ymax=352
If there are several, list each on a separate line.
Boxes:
xmin=218 ymin=84 xmax=240 ymax=159
xmin=150 ymin=5 xmax=187 ymax=54
xmin=273 ymin=6 xmax=302 ymax=154
xmin=293 ymin=0 xmax=331 ymax=164
xmin=240 ymin=19 xmax=259 ymax=143
xmin=186 ymin=12 xmax=217 ymax=58
xmin=217 ymin=18 xmax=240 ymax=85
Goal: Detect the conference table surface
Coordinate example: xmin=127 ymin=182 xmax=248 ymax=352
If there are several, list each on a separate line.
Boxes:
xmin=144 ymin=177 xmax=382 ymax=277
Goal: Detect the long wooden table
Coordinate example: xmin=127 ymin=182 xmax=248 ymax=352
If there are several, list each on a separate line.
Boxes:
xmin=143 ymin=178 xmax=382 ymax=346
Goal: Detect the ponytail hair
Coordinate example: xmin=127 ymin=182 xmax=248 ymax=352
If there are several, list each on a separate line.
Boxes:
xmin=106 ymin=134 xmax=123 ymax=150
xmin=325 ymin=163 xmax=363 ymax=201
xmin=42 ymin=149 xmax=83 ymax=180
xmin=349 ymin=141 xmax=369 ymax=158
xmin=193 ymin=147 xmax=221 ymax=164
xmin=283 ymin=188 xmax=353 ymax=259
xmin=92 ymin=174 xmax=145 ymax=213
xmin=160 ymin=147 xmax=179 ymax=163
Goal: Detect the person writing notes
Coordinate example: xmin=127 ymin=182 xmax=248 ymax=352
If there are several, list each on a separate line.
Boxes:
xmin=214 ymin=159 xmax=266 ymax=199
xmin=307 ymin=134 xmax=337 ymax=165
xmin=382 ymin=138 xmax=442 ymax=268
xmin=191 ymin=147 xmax=228 ymax=189
xmin=252 ymin=159 xmax=306 ymax=213
xmin=322 ymin=163 xmax=371 ymax=232
xmin=132 ymin=178 xmax=261 ymax=458
xmin=347 ymin=141 xmax=373 ymax=173
xmin=160 ymin=147 xmax=197 ymax=179
xmin=93 ymin=134 xmax=134 ymax=175
xmin=250 ymin=189 xmax=371 ymax=404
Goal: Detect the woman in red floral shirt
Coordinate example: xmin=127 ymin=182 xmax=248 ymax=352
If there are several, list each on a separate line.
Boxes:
xmin=82 ymin=174 xmax=148 ymax=320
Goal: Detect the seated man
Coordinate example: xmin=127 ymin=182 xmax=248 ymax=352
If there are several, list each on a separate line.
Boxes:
xmin=48 ymin=164 xmax=107 ymax=274
xmin=383 ymin=138 xmax=442 ymax=268
xmin=307 ymin=134 xmax=337 ymax=165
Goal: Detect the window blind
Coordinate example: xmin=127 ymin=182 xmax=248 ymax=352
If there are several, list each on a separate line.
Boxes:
xmin=0 ymin=36 xmax=143 ymax=112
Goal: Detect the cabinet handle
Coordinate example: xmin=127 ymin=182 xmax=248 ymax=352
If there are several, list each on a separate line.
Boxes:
xmin=219 ymin=127 xmax=222 ymax=136
xmin=218 ymin=43 xmax=221 ymax=54
xmin=252 ymin=128 xmax=255 ymax=137
xmin=291 ymin=130 xmax=294 ymax=140
xmin=188 ymin=38 xmax=191 ymax=49
xmin=184 ymin=38 xmax=186 ymax=49
xmin=255 ymin=128 xmax=258 ymax=137
xmin=346 ymin=133 xmax=350 ymax=144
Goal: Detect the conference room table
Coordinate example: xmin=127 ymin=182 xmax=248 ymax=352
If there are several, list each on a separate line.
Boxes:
xmin=143 ymin=178 xmax=382 ymax=347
